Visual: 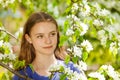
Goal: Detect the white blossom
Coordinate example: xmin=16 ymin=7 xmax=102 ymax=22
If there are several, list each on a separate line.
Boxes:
xmin=97 ymin=30 xmax=105 ymax=38
xmin=0 ymin=40 xmax=3 ymax=47
xmin=0 ymin=0 xmax=15 ymax=7
xmin=98 ymin=9 xmax=110 ymax=16
xmin=104 ymin=25 xmax=116 ymax=40
xmin=106 ymin=65 xmax=115 ymax=78
xmin=66 ymin=28 xmax=74 ymax=36
xmin=64 ymin=67 xmax=73 ymax=75
xmin=68 ymin=71 xmax=80 ymax=80
xmin=79 ymin=73 xmax=87 ymax=80
xmin=47 ymin=4 xmax=53 ymax=12
xmin=110 ymin=42 xmax=117 ymax=55
xmin=70 ymin=71 xmax=80 ymax=80
xmin=0 ymin=53 xmax=16 ymax=60
xmin=2 ymin=54 xmax=7 ymax=59
xmin=94 ymin=3 xmax=110 ymax=17
xmin=53 ymin=6 xmax=59 ymax=16
xmin=118 ymin=42 xmax=120 ymax=48
xmin=81 ymin=40 xmax=93 ymax=52
xmin=67 ymin=48 xmax=72 ymax=52
xmin=15 ymin=27 xmax=23 ymax=38
xmin=4 ymin=42 xmax=13 ymax=53
xmin=75 ymin=61 xmax=87 ymax=71
xmin=98 ymin=30 xmax=108 ymax=46
xmin=49 ymin=62 xmax=63 ymax=71
xmin=0 ymin=54 xmax=4 ymax=60
xmin=113 ymin=23 xmax=120 ymax=33
xmin=72 ymin=3 xmax=79 ymax=12
xmin=8 ymin=53 xmax=16 ymax=60
xmin=100 ymin=65 xmax=108 ymax=70
xmin=64 ymin=68 xmax=87 ymax=80
xmin=101 ymin=65 xmax=120 ymax=80
xmin=80 ymin=23 xmax=89 ymax=36
xmin=93 ymin=19 xmax=104 ymax=26
xmin=94 ymin=3 xmax=101 ymax=11
xmin=71 ymin=14 xmax=80 ymax=21
xmin=10 ymin=0 xmax=15 ymax=3
xmin=49 ymin=59 xmax=87 ymax=80
xmin=82 ymin=0 xmax=88 ymax=4
xmin=73 ymin=45 xmax=82 ymax=58
xmin=116 ymin=35 xmax=120 ymax=42
xmin=80 ymin=4 xmax=90 ymax=17
xmin=88 ymin=72 xmax=105 ymax=80
xmin=101 ymin=37 xmax=108 ymax=46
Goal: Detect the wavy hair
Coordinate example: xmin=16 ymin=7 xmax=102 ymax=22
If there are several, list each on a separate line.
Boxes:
xmin=19 ymin=11 xmax=66 ymax=68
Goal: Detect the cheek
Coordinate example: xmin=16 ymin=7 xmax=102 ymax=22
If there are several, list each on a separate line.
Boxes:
xmin=32 ymin=40 xmax=43 ymax=47
xmin=52 ymin=36 xmax=58 ymax=44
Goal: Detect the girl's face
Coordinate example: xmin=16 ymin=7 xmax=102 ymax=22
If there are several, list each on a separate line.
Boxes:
xmin=25 ymin=22 xmax=58 ymax=55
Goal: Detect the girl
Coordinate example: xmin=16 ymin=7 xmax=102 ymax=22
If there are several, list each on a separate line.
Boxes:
xmin=13 ymin=11 xmax=84 ymax=80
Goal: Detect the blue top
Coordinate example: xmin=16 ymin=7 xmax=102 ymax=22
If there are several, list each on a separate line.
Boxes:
xmin=13 ymin=60 xmax=81 ymax=80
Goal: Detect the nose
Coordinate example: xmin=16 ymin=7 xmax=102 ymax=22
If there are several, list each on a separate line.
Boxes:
xmin=45 ymin=36 xmax=52 ymax=44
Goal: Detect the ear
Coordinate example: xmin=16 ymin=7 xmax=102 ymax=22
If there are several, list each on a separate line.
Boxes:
xmin=25 ymin=34 xmax=32 ymax=44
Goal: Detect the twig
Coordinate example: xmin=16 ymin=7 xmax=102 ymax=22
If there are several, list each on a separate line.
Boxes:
xmin=0 ymin=28 xmax=19 ymax=41
xmin=0 ymin=62 xmax=32 ymax=80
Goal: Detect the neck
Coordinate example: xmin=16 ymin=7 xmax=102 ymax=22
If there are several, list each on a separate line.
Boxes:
xmin=32 ymin=53 xmax=57 ymax=76
xmin=32 ymin=53 xmax=57 ymax=68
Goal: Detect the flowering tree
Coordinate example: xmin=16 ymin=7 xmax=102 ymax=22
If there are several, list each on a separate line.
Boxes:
xmin=0 ymin=0 xmax=120 ymax=80
xmin=57 ymin=0 xmax=120 ymax=79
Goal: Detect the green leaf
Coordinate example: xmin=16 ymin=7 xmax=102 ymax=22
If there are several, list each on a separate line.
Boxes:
xmin=82 ymin=52 xmax=88 ymax=61
xmin=66 ymin=0 xmax=71 ymax=5
xmin=72 ymin=29 xmax=80 ymax=43
xmin=0 ymin=22 xmax=3 ymax=27
xmin=0 ymin=46 xmax=5 ymax=54
xmin=13 ymin=60 xmax=25 ymax=69
xmin=1 ymin=72 xmax=10 ymax=80
xmin=63 ymin=20 xmax=69 ymax=33
xmin=59 ymin=66 xmax=64 ymax=72
xmin=106 ymin=40 xmax=112 ymax=48
xmin=72 ymin=35 xmax=76 ymax=43
xmin=29 ymin=64 xmax=34 ymax=72
xmin=60 ymin=74 xmax=67 ymax=80
xmin=65 ymin=6 xmax=72 ymax=14
xmin=65 ymin=55 xmax=70 ymax=64
xmin=71 ymin=56 xmax=79 ymax=64
xmin=59 ymin=35 xmax=68 ymax=47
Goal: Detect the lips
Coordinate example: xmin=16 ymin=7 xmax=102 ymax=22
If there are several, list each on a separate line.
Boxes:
xmin=43 ymin=46 xmax=53 ymax=48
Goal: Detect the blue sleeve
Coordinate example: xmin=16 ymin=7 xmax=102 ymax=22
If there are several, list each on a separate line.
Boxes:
xmin=67 ymin=62 xmax=81 ymax=73
xmin=13 ymin=75 xmax=24 ymax=80
xmin=58 ymin=60 xmax=81 ymax=73
xmin=12 ymin=66 xmax=33 ymax=80
xmin=12 ymin=70 xmax=26 ymax=80
xmin=67 ymin=61 xmax=87 ymax=79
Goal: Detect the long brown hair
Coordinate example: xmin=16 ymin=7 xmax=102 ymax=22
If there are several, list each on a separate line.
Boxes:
xmin=19 ymin=11 xmax=66 ymax=67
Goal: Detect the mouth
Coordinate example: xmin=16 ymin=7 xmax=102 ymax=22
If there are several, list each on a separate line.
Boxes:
xmin=43 ymin=46 xmax=53 ymax=48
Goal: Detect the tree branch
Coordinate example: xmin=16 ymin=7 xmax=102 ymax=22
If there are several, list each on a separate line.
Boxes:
xmin=0 ymin=28 xmax=19 ymax=41
xmin=0 ymin=62 xmax=32 ymax=80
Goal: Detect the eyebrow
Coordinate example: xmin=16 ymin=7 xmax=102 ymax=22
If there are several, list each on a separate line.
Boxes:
xmin=35 ymin=30 xmax=57 ymax=35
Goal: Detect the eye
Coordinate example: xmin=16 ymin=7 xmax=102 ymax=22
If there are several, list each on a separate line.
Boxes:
xmin=50 ymin=32 xmax=57 ymax=37
xmin=37 ymin=35 xmax=43 ymax=38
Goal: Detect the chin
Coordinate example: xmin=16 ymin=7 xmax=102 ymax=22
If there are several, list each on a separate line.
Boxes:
xmin=43 ymin=50 xmax=55 ymax=54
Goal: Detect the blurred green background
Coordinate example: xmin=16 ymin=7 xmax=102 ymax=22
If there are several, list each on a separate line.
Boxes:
xmin=0 ymin=0 xmax=120 ymax=79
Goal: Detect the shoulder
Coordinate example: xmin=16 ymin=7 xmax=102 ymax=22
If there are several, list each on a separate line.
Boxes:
xmin=57 ymin=60 xmax=87 ymax=79
xmin=12 ymin=66 xmax=33 ymax=80
xmin=57 ymin=60 xmax=81 ymax=73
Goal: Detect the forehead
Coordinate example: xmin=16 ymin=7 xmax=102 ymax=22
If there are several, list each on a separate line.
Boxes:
xmin=30 ymin=22 xmax=57 ymax=34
